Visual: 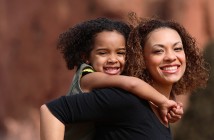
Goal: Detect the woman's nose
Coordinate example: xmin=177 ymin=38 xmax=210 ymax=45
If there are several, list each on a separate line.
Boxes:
xmin=164 ymin=51 xmax=176 ymax=61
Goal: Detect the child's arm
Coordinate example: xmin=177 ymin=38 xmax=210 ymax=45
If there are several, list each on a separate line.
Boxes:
xmin=81 ymin=72 xmax=172 ymax=106
xmin=81 ymin=72 xmax=177 ymax=123
xmin=40 ymin=105 xmax=65 ymax=140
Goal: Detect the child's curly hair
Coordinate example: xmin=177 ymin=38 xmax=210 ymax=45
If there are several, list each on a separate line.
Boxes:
xmin=124 ymin=15 xmax=209 ymax=95
xmin=57 ymin=18 xmax=131 ymax=69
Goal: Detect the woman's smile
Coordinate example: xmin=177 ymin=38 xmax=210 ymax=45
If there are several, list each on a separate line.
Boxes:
xmin=160 ymin=65 xmax=179 ymax=73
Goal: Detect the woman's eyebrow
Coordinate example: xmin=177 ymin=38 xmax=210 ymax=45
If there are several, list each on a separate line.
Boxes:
xmin=174 ymin=42 xmax=183 ymax=46
xmin=152 ymin=44 xmax=164 ymax=48
xmin=152 ymin=41 xmax=183 ymax=48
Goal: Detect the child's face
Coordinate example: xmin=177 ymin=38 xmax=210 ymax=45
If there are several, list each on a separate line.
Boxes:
xmin=88 ymin=31 xmax=126 ymax=75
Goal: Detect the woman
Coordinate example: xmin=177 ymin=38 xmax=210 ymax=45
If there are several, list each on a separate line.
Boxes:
xmin=40 ymin=17 xmax=209 ymax=140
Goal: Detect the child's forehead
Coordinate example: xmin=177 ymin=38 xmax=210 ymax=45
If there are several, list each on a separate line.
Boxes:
xmin=95 ymin=30 xmax=123 ymax=36
xmin=94 ymin=31 xmax=125 ymax=42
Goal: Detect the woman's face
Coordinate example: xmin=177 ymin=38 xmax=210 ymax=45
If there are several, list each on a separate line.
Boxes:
xmin=143 ymin=28 xmax=186 ymax=86
xmin=88 ymin=31 xmax=126 ymax=75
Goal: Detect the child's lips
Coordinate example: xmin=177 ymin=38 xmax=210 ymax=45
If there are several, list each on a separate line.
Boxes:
xmin=104 ymin=67 xmax=120 ymax=75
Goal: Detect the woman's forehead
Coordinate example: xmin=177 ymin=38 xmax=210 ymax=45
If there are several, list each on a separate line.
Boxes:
xmin=145 ymin=28 xmax=182 ymax=46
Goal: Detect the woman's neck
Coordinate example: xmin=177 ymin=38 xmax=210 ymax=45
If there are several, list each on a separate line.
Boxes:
xmin=149 ymin=83 xmax=173 ymax=127
xmin=152 ymin=83 xmax=172 ymax=99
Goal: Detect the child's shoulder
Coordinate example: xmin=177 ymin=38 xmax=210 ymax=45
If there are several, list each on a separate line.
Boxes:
xmin=79 ymin=63 xmax=94 ymax=71
xmin=79 ymin=63 xmax=95 ymax=76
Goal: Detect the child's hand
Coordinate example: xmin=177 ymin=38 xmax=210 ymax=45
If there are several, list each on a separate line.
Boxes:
xmin=158 ymin=99 xmax=177 ymax=124
xmin=166 ymin=102 xmax=183 ymax=123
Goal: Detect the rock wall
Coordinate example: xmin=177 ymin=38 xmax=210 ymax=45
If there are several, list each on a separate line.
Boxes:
xmin=0 ymin=0 xmax=214 ymax=139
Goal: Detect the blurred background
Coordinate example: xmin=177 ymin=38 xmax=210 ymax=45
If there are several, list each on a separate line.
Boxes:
xmin=0 ymin=0 xmax=214 ymax=139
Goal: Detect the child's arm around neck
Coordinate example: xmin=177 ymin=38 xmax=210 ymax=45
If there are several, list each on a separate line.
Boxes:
xmin=80 ymin=71 xmax=178 ymax=123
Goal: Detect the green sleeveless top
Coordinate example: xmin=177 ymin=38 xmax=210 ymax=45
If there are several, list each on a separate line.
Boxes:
xmin=65 ymin=63 xmax=95 ymax=140
xmin=66 ymin=63 xmax=94 ymax=96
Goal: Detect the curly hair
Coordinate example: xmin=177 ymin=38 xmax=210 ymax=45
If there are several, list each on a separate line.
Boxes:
xmin=57 ymin=18 xmax=131 ymax=69
xmin=124 ymin=16 xmax=209 ymax=95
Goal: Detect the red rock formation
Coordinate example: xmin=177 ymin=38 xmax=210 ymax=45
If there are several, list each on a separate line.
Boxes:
xmin=0 ymin=0 xmax=213 ymax=139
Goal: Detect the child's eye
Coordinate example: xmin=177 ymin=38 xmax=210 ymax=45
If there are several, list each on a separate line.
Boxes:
xmin=98 ymin=51 xmax=107 ymax=55
xmin=117 ymin=51 xmax=126 ymax=55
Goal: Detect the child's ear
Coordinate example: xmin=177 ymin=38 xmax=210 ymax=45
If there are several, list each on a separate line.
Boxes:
xmin=80 ymin=53 xmax=90 ymax=64
xmin=85 ymin=60 xmax=90 ymax=64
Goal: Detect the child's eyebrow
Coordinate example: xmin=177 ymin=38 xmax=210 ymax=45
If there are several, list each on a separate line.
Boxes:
xmin=95 ymin=48 xmax=107 ymax=51
xmin=95 ymin=47 xmax=126 ymax=50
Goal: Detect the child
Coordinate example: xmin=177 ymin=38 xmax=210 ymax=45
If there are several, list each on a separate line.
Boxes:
xmin=41 ymin=17 xmax=183 ymax=140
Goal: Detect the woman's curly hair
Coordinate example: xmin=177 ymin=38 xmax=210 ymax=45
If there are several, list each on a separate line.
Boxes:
xmin=124 ymin=15 xmax=209 ymax=95
xmin=57 ymin=17 xmax=131 ymax=69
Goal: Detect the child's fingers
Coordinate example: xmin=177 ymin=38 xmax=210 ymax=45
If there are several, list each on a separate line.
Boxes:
xmin=164 ymin=116 xmax=168 ymax=124
xmin=167 ymin=110 xmax=182 ymax=123
xmin=166 ymin=113 xmax=172 ymax=120
xmin=159 ymin=110 xmax=168 ymax=124
xmin=167 ymin=103 xmax=184 ymax=123
xmin=177 ymin=102 xmax=183 ymax=107
xmin=171 ymin=110 xmax=181 ymax=119
xmin=167 ymin=112 xmax=176 ymax=123
xmin=172 ymin=106 xmax=184 ymax=115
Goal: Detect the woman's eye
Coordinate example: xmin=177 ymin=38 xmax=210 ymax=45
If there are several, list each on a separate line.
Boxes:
xmin=174 ymin=47 xmax=183 ymax=51
xmin=153 ymin=49 xmax=163 ymax=54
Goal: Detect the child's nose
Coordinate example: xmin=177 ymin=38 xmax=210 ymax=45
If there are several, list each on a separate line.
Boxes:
xmin=107 ymin=55 xmax=118 ymax=63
